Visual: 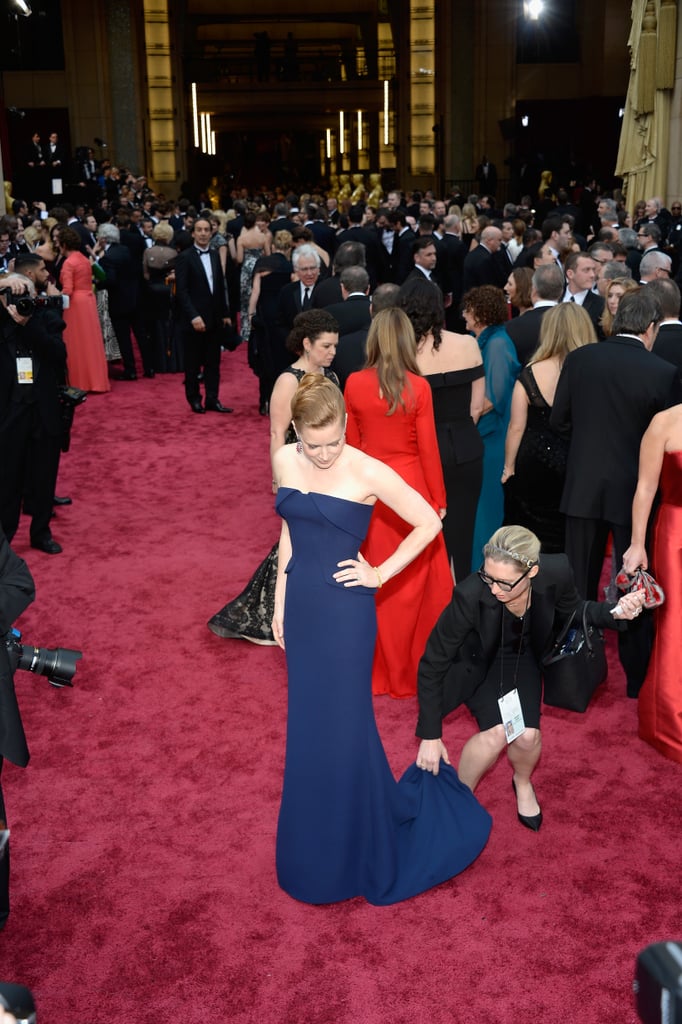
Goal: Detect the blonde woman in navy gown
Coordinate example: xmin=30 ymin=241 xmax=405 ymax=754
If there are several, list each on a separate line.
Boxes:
xmin=272 ymin=375 xmax=491 ymax=905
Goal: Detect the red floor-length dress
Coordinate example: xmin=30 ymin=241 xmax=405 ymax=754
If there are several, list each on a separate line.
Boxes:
xmin=61 ymin=251 xmax=111 ymax=393
xmin=638 ymin=450 xmax=682 ymax=764
xmin=345 ymin=369 xmax=453 ymax=698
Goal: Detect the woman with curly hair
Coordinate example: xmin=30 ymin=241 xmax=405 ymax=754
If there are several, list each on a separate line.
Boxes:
xmin=462 ymin=285 xmax=520 ymax=568
xmin=344 ymin=307 xmax=452 ymax=698
xmin=400 ymin=276 xmax=485 ymax=581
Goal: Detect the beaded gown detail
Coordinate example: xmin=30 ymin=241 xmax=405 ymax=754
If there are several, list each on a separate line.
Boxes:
xmin=275 ymin=487 xmax=492 ymax=905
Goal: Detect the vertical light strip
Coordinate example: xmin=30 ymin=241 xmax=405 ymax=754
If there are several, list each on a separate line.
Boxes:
xmin=191 ymin=82 xmax=199 ymax=147
xmin=211 ymin=130 xmax=216 ymax=156
xmin=200 ymin=112 xmax=207 ymax=154
xmin=206 ymin=113 xmax=212 ymax=154
xmin=326 ymin=128 xmax=331 ymax=159
xmin=357 ymin=110 xmax=363 ymax=150
xmin=383 ymin=81 xmax=389 ymax=145
xmin=339 ymin=111 xmax=345 ymax=154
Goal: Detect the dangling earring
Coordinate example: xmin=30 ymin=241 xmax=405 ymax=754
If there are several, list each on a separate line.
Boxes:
xmin=296 ymin=437 xmax=303 ymax=454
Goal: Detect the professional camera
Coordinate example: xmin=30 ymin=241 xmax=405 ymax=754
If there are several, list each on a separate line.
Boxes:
xmin=3 ymin=629 xmax=82 ymax=688
xmin=0 ymin=290 xmax=65 ymax=316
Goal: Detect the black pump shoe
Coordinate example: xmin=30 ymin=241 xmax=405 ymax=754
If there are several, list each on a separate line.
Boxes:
xmin=512 ymin=778 xmax=543 ymax=832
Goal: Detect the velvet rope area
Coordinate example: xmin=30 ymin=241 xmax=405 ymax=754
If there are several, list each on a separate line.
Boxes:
xmin=0 ymin=347 xmax=678 ymax=1024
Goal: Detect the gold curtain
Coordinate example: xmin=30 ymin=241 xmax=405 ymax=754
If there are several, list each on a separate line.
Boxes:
xmin=615 ymin=0 xmax=677 ymax=213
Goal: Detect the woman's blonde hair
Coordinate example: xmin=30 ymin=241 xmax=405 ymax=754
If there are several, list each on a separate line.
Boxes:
xmin=364 ymin=307 xmax=419 ymax=415
xmin=528 ymin=302 xmax=596 ymax=366
xmin=600 ymin=277 xmax=640 ymax=337
xmin=290 ymin=373 xmax=345 ymax=431
xmin=483 ymin=526 xmax=540 ymax=568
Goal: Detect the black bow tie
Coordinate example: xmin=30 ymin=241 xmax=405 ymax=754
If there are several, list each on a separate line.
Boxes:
xmin=195 ymin=249 xmax=210 ymax=257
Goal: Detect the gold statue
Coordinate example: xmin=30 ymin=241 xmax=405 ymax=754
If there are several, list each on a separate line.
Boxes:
xmin=207 ymin=176 xmax=220 ymax=210
xmin=350 ymin=173 xmax=366 ymax=203
xmin=367 ymin=173 xmax=383 ymax=207
xmin=338 ymin=173 xmax=352 ymax=202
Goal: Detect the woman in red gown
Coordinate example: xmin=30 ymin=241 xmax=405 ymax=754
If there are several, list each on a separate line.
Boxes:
xmin=344 ymin=307 xmax=452 ymax=698
xmin=58 ymin=226 xmax=110 ymax=393
xmin=623 ymin=405 xmax=682 ymax=764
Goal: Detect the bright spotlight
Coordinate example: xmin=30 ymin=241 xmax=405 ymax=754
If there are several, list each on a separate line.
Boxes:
xmin=524 ymin=0 xmax=544 ymax=19
xmin=13 ymin=0 xmax=32 ymax=16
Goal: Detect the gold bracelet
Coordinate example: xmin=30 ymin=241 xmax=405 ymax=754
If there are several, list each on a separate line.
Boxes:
xmin=374 ymin=566 xmax=383 ymax=588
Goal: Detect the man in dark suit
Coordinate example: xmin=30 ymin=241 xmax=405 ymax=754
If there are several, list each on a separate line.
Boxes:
xmin=387 ymin=209 xmax=415 ymax=285
xmin=269 ymin=201 xmax=298 ymax=237
xmin=335 ymin=204 xmax=386 ymax=289
xmin=331 ymin=282 xmax=400 ymax=390
xmin=95 ymin=223 xmax=152 ymax=380
xmin=506 ymin=263 xmax=564 ymax=365
xmin=648 ymin=278 xmax=682 ymax=385
xmin=0 ymin=274 xmax=66 ymax=554
xmin=441 ymin=215 xmax=466 ymax=328
xmin=174 ymin=217 xmax=233 ymax=413
xmin=276 ymin=244 xmax=321 ymax=334
xmin=324 ymin=266 xmax=371 ymax=335
xmin=475 ymin=155 xmax=497 ymax=197
xmin=562 ymin=251 xmax=603 ymax=332
xmin=462 ymin=226 xmax=506 ymax=292
xmin=551 ymin=288 xmax=681 ymax=695
xmin=311 ymin=241 xmax=364 ymax=309
xmin=0 ymin=527 xmax=36 ymax=927
xmin=404 ymin=236 xmax=441 ymax=290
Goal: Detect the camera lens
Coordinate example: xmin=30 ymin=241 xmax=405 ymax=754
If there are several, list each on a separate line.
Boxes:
xmin=15 ymin=296 xmax=34 ymax=316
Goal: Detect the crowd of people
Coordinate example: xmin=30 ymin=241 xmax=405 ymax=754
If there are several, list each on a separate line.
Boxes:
xmin=1 ymin=158 xmax=681 ymax=912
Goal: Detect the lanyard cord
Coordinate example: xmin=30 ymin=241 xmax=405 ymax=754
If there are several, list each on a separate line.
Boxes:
xmin=498 ymin=584 xmax=532 ymax=698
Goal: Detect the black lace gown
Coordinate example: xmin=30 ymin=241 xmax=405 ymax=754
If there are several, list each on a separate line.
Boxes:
xmin=503 ymin=365 xmax=569 ymax=552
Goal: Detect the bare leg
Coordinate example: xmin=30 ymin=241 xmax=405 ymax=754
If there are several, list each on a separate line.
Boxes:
xmin=507 ymin=727 xmax=542 ymax=816
xmin=457 ymin=725 xmax=507 ymax=791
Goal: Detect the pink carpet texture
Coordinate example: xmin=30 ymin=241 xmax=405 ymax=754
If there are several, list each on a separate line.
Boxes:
xmin=0 ymin=345 xmax=679 ymax=1024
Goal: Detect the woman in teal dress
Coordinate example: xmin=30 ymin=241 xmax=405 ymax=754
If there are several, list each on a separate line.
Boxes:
xmin=462 ymin=285 xmax=520 ymax=569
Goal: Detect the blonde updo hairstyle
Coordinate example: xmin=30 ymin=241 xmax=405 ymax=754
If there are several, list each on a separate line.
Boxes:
xmin=290 ymin=373 xmax=346 ymax=432
xmin=483 ymin=525 xmax=540 ymax=569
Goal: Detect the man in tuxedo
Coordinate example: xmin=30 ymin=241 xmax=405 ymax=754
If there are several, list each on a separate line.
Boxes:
xmin=562 ymin=252 xmax=603 ymax=332
xmin=506 ymin=264 xmax=564 ymax=365
xmin=269 ymin=201 xmax=298 ymax=237
xmin=277 ymin=244 xmax=321 ymax=330
xmin=312 ymin=241 xmax=364 ymax=309
xmin=174 ymin=217 xmax=233 ymax=413
xmin=95 ymin=223 xmax=151 ymax=381
xmin=324 ymin=266 xmax=371 ymax=335
xmin=442 ymin=215 xmax=466 ymax=329
xmin=648 ymin=278 xmax=682 ymax=385
xmin=331 ymin=282 xmax=400 ymax=391
xmin=639 ymin=249 xmax=672 ymax=284
xmin=404 ymin=236 xmax=440 ymax=288
xmin=462 ymin=226 xmax=506 ymax=292
xmin=475 ymin=155 xmax=497 ymax=197
xmin=387 ymin=209 xmax=415 ymax=285
xmin=335 ymin=204 xmax=386 ymax=289
xmin=46 ymin=132 xmax=66 ymax=197
xmin=551 ymin=288 xmax=681 ymax=695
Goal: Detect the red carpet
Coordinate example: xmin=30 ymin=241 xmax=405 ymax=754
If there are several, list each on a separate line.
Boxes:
xmin=0 ymin=346 xmax=679 ymax=1024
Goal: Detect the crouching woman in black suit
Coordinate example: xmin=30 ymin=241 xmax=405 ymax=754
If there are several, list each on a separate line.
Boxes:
xmin=414 ymin=525 xmax=644 ymax=831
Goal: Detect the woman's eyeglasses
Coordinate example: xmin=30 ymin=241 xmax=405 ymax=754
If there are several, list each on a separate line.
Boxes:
xmin=478 ymin=565 xmax=532 ymax=592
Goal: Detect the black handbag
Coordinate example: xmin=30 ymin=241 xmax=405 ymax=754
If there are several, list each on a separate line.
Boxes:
xmin=542 ymin=605 xmax=607 ymax=712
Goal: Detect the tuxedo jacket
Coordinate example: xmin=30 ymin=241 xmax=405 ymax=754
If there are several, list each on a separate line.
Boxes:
xmin=335 ymin=225 xmax=386 ymax=288
xmin=391 ymin=229 xmax=417 ymax=285
xmin=47 ymin=143 xmax=66 ymax=169
xmin=276 ymin=280 xmax=316 ymax=332
xmin=550 ymin=335 xmax=681 ymax=524
xmin=416 ymin=554 xmax=623 ymax=739
xmin=174 ymin=247 xmax=229 ymax=330
xmin=505 ymin=305 xmax=552 ymax=365
xmin=580 ymin=289 xmax=605 ymax=334
xmin=462 ymin=244 xmax=507 ymax=292
xmin=0 ymin=531 xmax=36 ymax=767
xmin=99 ymin=243 xmax=139 ymax=316
xmin=652 ymin=322 xmax=682 ymax=385
xmin=311 ymin=276 xmax=342 ymax=309
xmin=324 ymin=295 xmax=371 ymax=335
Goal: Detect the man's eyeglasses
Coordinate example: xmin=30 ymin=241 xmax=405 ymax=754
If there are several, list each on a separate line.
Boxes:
xmin=477 ymin=565 xmax=533 ymax=593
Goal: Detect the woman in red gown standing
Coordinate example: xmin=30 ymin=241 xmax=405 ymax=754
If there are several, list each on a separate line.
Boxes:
xmin=58 ymin=226 xmax=110 ymax=393
xmin=345 ymin=308 xmax=452 ymax=698
xmin=623 ymin=405 xmax=682 ymax=764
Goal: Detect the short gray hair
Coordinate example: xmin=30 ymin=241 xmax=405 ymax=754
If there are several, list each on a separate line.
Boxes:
xmin=98 ymin=223 xmax=120 ymax=244
xmin=532 ymin=263 xmax=565 ymax=301
xmin=292 ymin=244 xmax=320 ymax=270
xmin=640 ymin=250 xmax=672 ymax=278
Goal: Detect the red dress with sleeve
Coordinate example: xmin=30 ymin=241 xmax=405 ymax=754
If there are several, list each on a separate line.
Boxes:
xmin=344 ymin=368 xmax=453 ymax=698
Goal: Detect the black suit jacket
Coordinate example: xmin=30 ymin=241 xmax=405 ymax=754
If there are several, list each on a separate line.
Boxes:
xmin=331 ymin=327 xmax=368 ymax=390
xmin=550 ymin=335 xmax=681 ymax=524
xmin=504 ymin=305 xmax=553 ymax=365
xmin=99 ymin=243 xmax=139 ymax=317
xmin=652 ymin=322 xmax=682 ymax=385
xmin=580 ymin=290 xmax=605 ymax=334
xmin=416 ymin=554 xmax=622 ymax=739
xmin=324 ymin=295 xmax=371 ymax=336
xmin=0 ymin=531 xmax=36 ymax=767
xmin=276 ymin=280 xmax=316 ymax=333
xmin=335 ymin=225 xmax=386 ymax=288
xmin=310 ymin=276 xmax=342 ymax=309
xmin=174 ymin=247 xmax=229 ymax=329
xmin=462 ymin=244 xmax=507 ymax=292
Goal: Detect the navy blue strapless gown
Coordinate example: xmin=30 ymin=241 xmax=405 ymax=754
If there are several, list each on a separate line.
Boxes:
xmin=275 ymin=487 xmax=492 ymax=906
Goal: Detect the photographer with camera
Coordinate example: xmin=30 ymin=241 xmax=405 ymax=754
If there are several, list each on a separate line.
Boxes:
xmin=0 ymin=527 xmax=36 ymax=929
xmin=0 ymin=273 xmax=67 ymax=554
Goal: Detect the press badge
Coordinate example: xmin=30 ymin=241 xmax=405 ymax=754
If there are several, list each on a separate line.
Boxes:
xmin=498 ymin=688 xmax=526 ymax=743
xmin=16 ymin=357 xmax=33 ymax=384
